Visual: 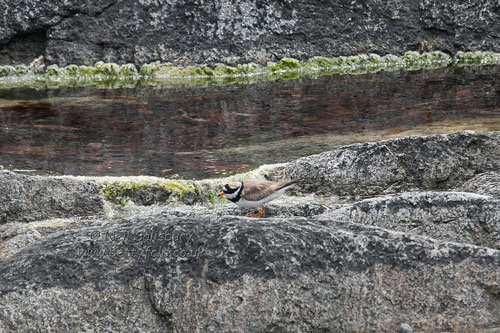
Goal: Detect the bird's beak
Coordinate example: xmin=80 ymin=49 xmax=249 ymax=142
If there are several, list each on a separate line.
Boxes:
xmin=219 ymin=191 xmax=225 ymax=196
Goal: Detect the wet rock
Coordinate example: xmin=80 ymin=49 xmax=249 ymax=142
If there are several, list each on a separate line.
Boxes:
xmin=1 ymin=0 xmax=499 ymax=66
xmin=1 ymin=215 xmax=500 ymax=332
xmin=318 ymin=191 xmax=500 ymax=249
xmin=285 ymin=131 xmax=500 ymax=196
xmin=459 ymin=171 xmax=500 ymax=199
xmin=0 ymin=171 xmax=104 ymax=223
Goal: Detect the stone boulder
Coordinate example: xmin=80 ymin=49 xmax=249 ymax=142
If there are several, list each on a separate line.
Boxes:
xmin=1 ymin=215 xmax=499 ymax=332
xmin=460 ymin=171 xmax=500 ymax=199
xmin=0 ymin=171 xmax=104 ymax=223
xmin=284 ymin=131 xmax=500 ymax=196
xmin=318 ymin=191 xmax=500 ymax=249
xmin=0 ymin=223 xmax=41 ymax=259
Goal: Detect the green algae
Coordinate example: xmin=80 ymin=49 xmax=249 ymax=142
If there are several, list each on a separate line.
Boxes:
xmin=102 ymin=179 xmax=188 ymax=206
xmin=1 ymin=51 xmax=499 ymax=88
xmin=454 ymin=51 xmax=500 ymax=66
xmin=96 ymin=164 xmax=281 ymax=208
xmin=100 ymin=178 xmax=225 ymax=207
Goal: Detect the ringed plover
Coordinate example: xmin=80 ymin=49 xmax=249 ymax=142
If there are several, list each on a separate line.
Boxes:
xmin=219 ymin=179 xmax=299 ymax=218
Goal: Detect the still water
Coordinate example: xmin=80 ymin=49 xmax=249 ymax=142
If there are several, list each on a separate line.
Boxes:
xmin=0 ymin=65 xmax=499 ymax=179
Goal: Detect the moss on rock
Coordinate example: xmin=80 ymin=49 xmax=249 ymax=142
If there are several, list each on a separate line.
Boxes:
xmin=0 ymin=51 xmax=499 ymax=88
xmin=99 ymin=178 xmax=225 ymax=207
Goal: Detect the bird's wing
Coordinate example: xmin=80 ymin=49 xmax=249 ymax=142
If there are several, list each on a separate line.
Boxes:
xmin=242 ymin=179 xmax=297 ymax=201
xmin=242 ymin=180 xmax=279 ymax=202
xmin=275 ymin=179 xmax=299 ymax=191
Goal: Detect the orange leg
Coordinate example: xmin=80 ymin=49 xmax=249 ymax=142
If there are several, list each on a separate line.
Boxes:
xmin=246 ymin=204 xmax=266 ymax=218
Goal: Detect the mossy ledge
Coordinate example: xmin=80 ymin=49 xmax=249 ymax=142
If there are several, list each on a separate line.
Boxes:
xmin=99 ymin=178 xmax=216 ymax=207
xmin=93 ymin=164 xmax=283 ymax=208
xmin=1 ymin=51 xmax=499 ymax=88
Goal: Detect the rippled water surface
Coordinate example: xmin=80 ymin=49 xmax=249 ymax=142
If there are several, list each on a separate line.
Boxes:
xmin=1 ymin=66 xmax=499 ymax=178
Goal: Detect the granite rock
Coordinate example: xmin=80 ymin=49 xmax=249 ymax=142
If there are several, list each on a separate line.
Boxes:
xmin=2 ymin=131 xmax=500 ymax=331
xmin=460 ymin=171 xmax=500 ymax=199
xmin=1 ymin=0 xmax=499 ymax=66
xmin=284 ymin=131 xmax=500 ymax=196
xmin=0 ymin=223 xmax=41 ymax=259
xmin=0 ymin=171 xmax=104 ymax=223
xmin=1 ymin=215 xmax=499 ymax=332
xmin=318 ymin=191 xmax=500 ymax=249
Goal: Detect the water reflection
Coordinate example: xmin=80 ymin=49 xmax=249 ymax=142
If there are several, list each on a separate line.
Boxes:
xmin=0 ymin=66 xmax=499 ymax=178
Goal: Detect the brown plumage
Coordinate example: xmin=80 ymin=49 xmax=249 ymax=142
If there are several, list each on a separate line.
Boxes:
xmin=240 ymin=179 xmax=298 ymax=202
xmin=219 ymin=178 xmax=299 ymax=218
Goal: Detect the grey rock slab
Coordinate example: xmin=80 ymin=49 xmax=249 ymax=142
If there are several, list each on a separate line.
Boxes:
xmin=1 ymin=215 xmax=499 ymax=332
xmin=318 ymin=191 xmax=500 ymax=249
xmin=284 ymin=131 xmax=500 ymax=196
xmin=0 ymin=171 xmax=104 ymax=223
xmin=0 ymin=223 xmax=41 ymax=259
xmin=460 ymin=171 xmax=500 ymax=199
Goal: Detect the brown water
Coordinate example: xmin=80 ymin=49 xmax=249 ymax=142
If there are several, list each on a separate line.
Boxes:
xmin=0 ymin=65 xmax=499 ymax=179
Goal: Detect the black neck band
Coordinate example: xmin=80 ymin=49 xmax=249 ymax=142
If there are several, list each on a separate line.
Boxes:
xmin=230 ymin=182 xmax=243 ymax=203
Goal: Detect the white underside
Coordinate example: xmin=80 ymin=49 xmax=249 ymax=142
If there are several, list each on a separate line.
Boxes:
xmin=235 ymin=187 xmax=288 ymax=209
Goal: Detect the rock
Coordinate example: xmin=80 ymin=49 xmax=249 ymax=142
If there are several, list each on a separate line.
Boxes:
xmin=0 ymin=171 xmax=104 ymax=223
xmin=284 ymin=131 xmax=500 ymax=196
xmin=0 ymin=223 xmax=41 ymax=259
xmin=1 ymin=215 xmax=500 ymax=332
xmin=318 ymin=191 xmax=500 ymax=249
xmin=1 ymin=0 xmax=499 ymax=66
xmin=397 ymin=323 xmax=413 ymax=333
xmin=459 ymin=171 xmax=500 ymax=199
xmin=2 ymin=131 xmax=500 ymax=331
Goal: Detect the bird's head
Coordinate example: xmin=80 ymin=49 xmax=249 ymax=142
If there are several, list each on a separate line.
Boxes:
xmin=219 ymin=182 xmax=242 ymax=199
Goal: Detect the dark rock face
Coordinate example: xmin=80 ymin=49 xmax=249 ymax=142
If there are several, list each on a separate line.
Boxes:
xmin=0 ymin=171 xmax=104 ymax=223
xmin=1 ymin=0 xmax=499 ymax=66
xmin=285 ymin=131 xmax=500 ymax=196
xmin=1 ymin=216 xmax=500 ymax=332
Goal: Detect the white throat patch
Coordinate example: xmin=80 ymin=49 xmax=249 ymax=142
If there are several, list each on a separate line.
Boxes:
xmin=224 ymin=183 xmax=243 ymax=200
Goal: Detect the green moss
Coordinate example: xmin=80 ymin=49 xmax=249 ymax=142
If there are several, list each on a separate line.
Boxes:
xmin=101 ymin=178 xmax=199 ymax=206
xmin=279 ymin=57 xmax=301 ymax=69
xmin=15 ymin=65 xmax=28 ymax=75
xmin=268 ymin=57 xmax=302 ymax=72
xmin=0 ymin=65 xmax=15 ymax=77
xmin=305 ymin=56 xmax=335 ymax=70
xmin=46 ymin=65 xmax=61 ymax=77
xmin=99 ymin=177 xmax=230 ymax=208
xmin=101 ymin=181 xmax=132 ymax=206
xmin=236 ymin=62 xmax=261 ymax=74
xmin=455 ymin=51 xmax=500 ymax=66
xmin=1 ymin=51 xmax=499 ymax=89
xmin=213 ymin=64 xmax=238 ymax=75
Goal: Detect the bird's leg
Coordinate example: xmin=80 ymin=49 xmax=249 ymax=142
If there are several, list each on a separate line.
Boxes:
xmin=246 ymin=204 xmax=266 ymax=218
